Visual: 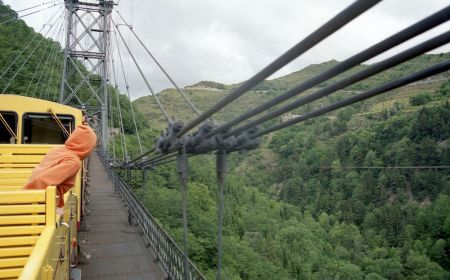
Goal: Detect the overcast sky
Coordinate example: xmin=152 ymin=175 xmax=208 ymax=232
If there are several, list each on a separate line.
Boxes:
xmin=4 ymin=0 xmax=450 ymax=100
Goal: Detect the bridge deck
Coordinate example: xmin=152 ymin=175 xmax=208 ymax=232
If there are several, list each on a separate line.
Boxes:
xmin=78 ymin=153 xmax=164 ymax=280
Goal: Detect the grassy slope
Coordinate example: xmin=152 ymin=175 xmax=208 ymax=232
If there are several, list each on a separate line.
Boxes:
xmin=133 ymin=53 xmax=450 ymax=192
xmin=133 ymin=53 xmax=450 ymax=130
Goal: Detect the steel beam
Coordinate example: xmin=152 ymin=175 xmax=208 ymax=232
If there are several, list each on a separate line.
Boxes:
xmin=59 ymin=0 xmax=113 ymax=150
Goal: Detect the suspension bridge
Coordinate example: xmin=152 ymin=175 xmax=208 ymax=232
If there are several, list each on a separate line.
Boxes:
xmin=0 ymin=0 xmax=449 ymax=279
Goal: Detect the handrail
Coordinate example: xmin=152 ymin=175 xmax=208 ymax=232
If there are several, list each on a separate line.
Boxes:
xmin=98 ymin=151 xmax=207 ymax=280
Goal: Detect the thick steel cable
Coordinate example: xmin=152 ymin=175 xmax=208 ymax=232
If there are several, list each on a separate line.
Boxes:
xmin=208 ymin=6 xmax=450 ymax=138
xmin=113 ymin=30 xmax=143 ymax=154
xmin=110 ymin=88 xmax=117 ymax=161
xmin=110 ymin=45 xmax=129 ymax=162
xmin=1 ymin=9 xmax=64 ymax=94
xmin=126 ymin=149 xmax=157 ymax=167
xmin=108 ymin=33 xmax=118 ymax=162
xmin=176 ymin=0 xmax=382 ymax=137
xmin=133 ymin=153 xmax=176 ymax=169
xmin=253 ymin=59 xmax=450 ymax=138
xmin=226 ymin=30 xmax=450 ymax=137
xmin=0 ymin=5 xmax=62 ymax=81
xmin=112 ymin=20 xmax=172 ymax=124
xmin=0 ymin=0 xmax=60 ymax=17
xmin=0 ymin=2 xmax=63 ymax=25
xmin=277 ymin=165 xmax=450 ymax=170
xmin=115 ymin=9 xmax=203 ymax=118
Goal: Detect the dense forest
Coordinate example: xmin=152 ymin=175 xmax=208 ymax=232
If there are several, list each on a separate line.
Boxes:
xmin=1 ymin=2 xmax=450 ymax=279
xmin=128 ymin=80 xmax=450 ymax=280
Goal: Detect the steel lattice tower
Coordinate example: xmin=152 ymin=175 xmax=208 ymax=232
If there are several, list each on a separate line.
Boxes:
xmin=59 ymin=0 xmax=114 ymax=149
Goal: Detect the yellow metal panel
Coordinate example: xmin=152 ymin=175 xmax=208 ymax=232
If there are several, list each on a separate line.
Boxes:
xmin=0 ymin=163 xmax=38 ymax=168
xmin=0 ymin=178 xmax=28 ymax=186
xmin=0 ymin=190 xmax=45 ymax=204
xmin=0 ymin=186 xmax=24 ymax=191
xmin=0 ymin=171 xmax=31 ymax=178
xmin=0 ymin=226 xmax=45 ymax=236
xmin=0 ymin=155 xmax=44 ymax=163
xmin=0 ymin=145 xmax=53 ymax=155
xmin=0 ymin=215 xmax=45 ymax=225
xmin=0 ymin=247 xmax=33 ymax=258
xmin=0 ymin=205 xmax=45 ymax=215
xmin=0 ymin=257 xmax=28 ymax=268
xmin=0 ymin=267 xmax=22 ymax=278
xmin=0 ymin=236 xmax=39 ymax=247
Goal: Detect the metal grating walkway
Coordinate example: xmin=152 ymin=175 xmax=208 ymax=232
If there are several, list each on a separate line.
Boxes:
xmin=78 ymin=153 xmax=164 ymax=280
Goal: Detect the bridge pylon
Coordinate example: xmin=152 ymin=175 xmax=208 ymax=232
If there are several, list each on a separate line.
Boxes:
xmin=59 ymin=0 xmax=114 ymax=150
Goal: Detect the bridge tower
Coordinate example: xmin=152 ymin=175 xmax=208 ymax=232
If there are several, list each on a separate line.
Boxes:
xmin=59 ymin=0 xmax=114 ymax=150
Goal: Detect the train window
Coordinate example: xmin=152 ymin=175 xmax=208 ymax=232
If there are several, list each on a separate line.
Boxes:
xmin=23 ymin=113 xmax=74 ymax=144
xmin=0 ymin=111 xmax=18 ymax=144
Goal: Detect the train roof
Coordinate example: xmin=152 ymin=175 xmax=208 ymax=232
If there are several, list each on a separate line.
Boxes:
xmin=0 ymin=95 xmax=83 ymax=118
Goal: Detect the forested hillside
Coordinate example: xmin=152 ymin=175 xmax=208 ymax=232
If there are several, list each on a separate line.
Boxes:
xmin=0 ymin=3 xmax=64 ymax=98
xmin=128 ymin=55 xmax=450 ymax=279
xmin=0 ymin=2 xmax=145 ymax=134
xmin=2 ymin=2 xmax=449 ymax=279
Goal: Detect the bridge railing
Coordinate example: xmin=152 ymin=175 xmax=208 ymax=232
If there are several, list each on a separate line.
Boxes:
xmin=97 ymin=151 xmax=207 ymax=280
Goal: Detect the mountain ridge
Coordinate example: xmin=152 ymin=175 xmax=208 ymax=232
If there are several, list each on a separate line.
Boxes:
xmin=133 ymin=53 xmax=450 ymax=129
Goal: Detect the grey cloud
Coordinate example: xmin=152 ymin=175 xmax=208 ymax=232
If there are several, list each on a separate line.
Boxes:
xmin=5 ymin=0 xmax=450 ymax=100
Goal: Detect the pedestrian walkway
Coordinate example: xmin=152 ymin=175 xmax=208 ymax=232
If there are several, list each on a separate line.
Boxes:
xmin=78 ymin=153 xmax=164 ymax=280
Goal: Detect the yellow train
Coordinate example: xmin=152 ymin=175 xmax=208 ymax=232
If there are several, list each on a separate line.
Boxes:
xmin=0 ymin=95 xmax=86 ymax=279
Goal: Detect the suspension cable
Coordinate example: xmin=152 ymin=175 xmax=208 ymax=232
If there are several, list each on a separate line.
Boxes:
xmin=176 ymin=0 xmax=382 ymax=137
xmin=113 ymin=30 xmax=143 ymax=154
xmin=42 ymin=23 xmax=66 ymax=100
xmin=133 ymin=153 xmax=176 ymax=169
xmin=110 ymin=86 xmax=117 ymax=161
xmin=38 ymin=15 xmax=66 ymax=100
xmin=31 ymin=40 xmax=60 ymax=98
xmin=0 ymin=2 xmax=63 ymax=25
xmin=27 ymin=20 xmax=65 ymax=98
xmin=114 ymin=9 xmax=204 ymax=118
xmin=1 ymin=9 xmax=64 ymax=94
xmin=24 ymin=29 xmax=60 ymax=96
xmin=253 ymin=59 xmax=450 ymax=138
xmin=49 ymin=15 xmax=67 ymax=102
xmin=110 ymin=44 xmax=129 ymax=162
xmin=225 ymin=30 xmax=450 ymax=138
xmin=207 ymin=5 xmax=450 ymax=138
xmin=39 ymin=15 xmax=66 ymax=99
xmin=0 ymin=5 xmax=62 ymax=81
xmin=0 ymin=0 xmax=60 ymax=17
xmin=38 ymin=44 xmax=61 ymax=99
xmin=112 ymin=20 xmax=172 ymax=124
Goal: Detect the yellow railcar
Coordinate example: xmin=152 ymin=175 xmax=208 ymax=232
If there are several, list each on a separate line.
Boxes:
xmin=0 ymin=95 xmax=87 ymax=279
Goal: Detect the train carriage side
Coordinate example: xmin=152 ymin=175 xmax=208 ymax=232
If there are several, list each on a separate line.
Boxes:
xmin=0 ymin=95 xmax=87 ymax=279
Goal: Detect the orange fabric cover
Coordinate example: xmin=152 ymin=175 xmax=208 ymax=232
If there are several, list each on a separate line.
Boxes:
xmin=24 ymin=125 xmax=97 ymax=207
